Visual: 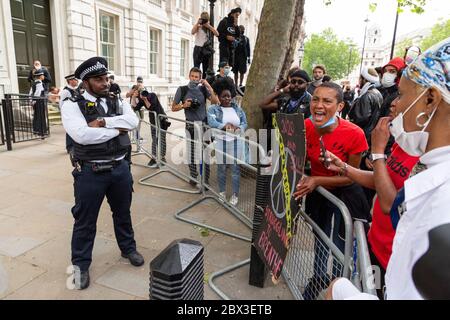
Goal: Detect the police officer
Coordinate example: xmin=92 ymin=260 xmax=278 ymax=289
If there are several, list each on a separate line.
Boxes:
xmin=60 ymin=73 xmax=81 ymax=153
xmin=61 ymin=57 xmax=143 ymax=290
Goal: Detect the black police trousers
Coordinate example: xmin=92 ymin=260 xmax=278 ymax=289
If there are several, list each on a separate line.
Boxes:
xmin=71 ymin=160 xmax=136 ymax=271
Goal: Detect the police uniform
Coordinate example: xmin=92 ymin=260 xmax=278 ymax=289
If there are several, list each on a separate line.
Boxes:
xmin=60 ymin=73 xmax=80 ymax=153
xmin=61 ymin=57 xmax=143 ymax=289
xmin=29 ymin=69 xmax=48 ymax=136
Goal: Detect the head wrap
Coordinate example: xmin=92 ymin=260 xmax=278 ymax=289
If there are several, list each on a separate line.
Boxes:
xmin=403 ymin=37 xmax=450 ymax=104
xmin=361 ymin=67 xmax=380 ymax=84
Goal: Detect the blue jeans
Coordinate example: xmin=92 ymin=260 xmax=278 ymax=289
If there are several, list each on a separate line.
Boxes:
xmin=216 ymin=139 xmax=241 ymax=195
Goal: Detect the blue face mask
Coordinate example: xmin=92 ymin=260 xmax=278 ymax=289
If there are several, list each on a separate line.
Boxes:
xmin=310 ymin=115 xmax=337 ymax=129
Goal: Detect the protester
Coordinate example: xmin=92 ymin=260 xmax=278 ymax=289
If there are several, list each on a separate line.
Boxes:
xmin=327 ymin=37 xmax=450 ymax=300
xmin=172 ymin=67 xmax=219 ymax=186
xmin=342 ymin=85 xmax=355 ymax=119
xmin=128 ymin=83 xmax=145 ymax=142
xmin=307 ymin=65 xmax=326 ymax=95
xmin=379 ymin=57 xmax=406 ymax=119
xmin=108 ymin=74 xmax=122 ymax=98
xmin=207 ymin=61 xmax=237 ymax=96
xmin=321 ymin=113 xmax=420 ymax=298
xmin=192 ymin=11 xmax=219 ymax=79
xmin=217 ymin=7 xmax=241 ymax=67
xmin=260 ymin=69 xmax=312 ymax=122
xmin=28 ymin=60 xmax=52 ymax=93
xmin=139 ymin=89 xmax=169 ymax=168
xmin=293 ymin=82 xmax=371 ymax=300
xmin=207 ymin=78 xmax=248 ymax=205
xmin=347 ymin=67 xmax=383 ymax=203
xmin=232 ymin=25 xmax=251 ymax=87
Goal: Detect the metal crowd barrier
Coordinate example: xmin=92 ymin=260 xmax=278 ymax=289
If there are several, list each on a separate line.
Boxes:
xmin=129 ymin=111 xmax=156 ymax=168
xmin=281 ymin=186 xmax=353 ymax=300
xmin=174 ymin=126 xmax=266 ymax=242
xmin=137 ymin=113 xmax=202 ymax=194
xmin=353 ymin=221 xmax=377 ymax=296
xmin=133 ymin=114 xmax=377 ymax=300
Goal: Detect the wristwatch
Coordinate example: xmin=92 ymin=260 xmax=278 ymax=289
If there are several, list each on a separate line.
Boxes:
xmin=97 ymin=117 xmax=106 ymax=127
xmin=369 ymin=153 xmax=387 ymax=162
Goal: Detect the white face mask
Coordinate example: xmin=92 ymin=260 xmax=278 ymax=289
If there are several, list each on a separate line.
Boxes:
xmin=389 ymin=89 xmax=437 ymax=157
xmin=381 ymin=72 xmax=397 ymax=88
xmin=224 ymin=67 xmax=231 ymax=76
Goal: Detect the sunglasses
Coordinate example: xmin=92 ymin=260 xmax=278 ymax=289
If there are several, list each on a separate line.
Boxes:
xmin=290 ymin=79 xmax=306 ymax=85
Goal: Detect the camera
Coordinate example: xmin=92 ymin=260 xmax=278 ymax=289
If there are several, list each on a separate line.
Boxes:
xmin=139 ymin=88 xmax=149 ymax=97
xmin=190 ymin=99 xmax=201 ymax=109
xmin=199 ymin=18 xmax=208 ymax=25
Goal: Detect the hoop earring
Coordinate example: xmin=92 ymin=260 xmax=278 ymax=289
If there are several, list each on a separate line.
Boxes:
xmin=416 ymin=112 xmax=429 ymax=128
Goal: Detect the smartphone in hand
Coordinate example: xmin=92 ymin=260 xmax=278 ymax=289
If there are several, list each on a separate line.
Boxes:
xmin=319 ymin=136 xmax=331 ymax=169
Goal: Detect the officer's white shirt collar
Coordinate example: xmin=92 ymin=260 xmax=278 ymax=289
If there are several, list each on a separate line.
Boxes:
xmin=83 ymin=91 xmax=105 ymax=103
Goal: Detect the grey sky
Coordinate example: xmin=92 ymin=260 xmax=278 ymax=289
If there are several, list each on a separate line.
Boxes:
xmin=304 ymin=0 xmax=449 ymax=47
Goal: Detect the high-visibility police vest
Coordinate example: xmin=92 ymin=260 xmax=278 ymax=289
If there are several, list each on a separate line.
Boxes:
xmin=71 ymin=96 xmax=131 ymax=161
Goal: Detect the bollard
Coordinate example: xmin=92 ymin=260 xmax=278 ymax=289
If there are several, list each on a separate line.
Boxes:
xmin=249 ymin=157 xmax=271 ymax=288
xmin=150 ymin=239 xmax=204 ymax=300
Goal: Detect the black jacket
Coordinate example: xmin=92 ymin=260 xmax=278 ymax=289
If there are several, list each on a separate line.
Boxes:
xmin=145 ymin=93 xmax=167 ymax=126
xmin=348 ymin=85 xmax=383 ymax=146
xmin=217 ymin=17 xmax=239 ymax=45
xmin=379 ymin=85 xmax=398 ymax=118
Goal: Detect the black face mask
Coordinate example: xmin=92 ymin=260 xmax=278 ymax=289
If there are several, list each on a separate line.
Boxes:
xmin=290 ymin=89 xmax=306 ymax=99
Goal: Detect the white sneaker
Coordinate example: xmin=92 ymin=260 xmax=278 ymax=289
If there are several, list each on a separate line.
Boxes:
xmin=230 ymin=194 xmax=239 ymax=206
xmin=219 ymin=192 xmax=226 ymax=201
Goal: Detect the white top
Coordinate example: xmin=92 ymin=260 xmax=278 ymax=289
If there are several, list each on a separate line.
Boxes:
xmin=29 ymin=80 xmax=44 ymax=97
xmin=61 ymin=91 xmax=138 ymax=148
xmin=385 ymin=145 xmax=450 ymax=300
xmin=194 ymin=28 xmax=208 ymax=47
xmin=216 ymin=107 xmax=240 ymax=142
xmin=331 ymin=145 xmax=450 ymax=301
xmin=59 ymin=85 xmax=78 ymax=109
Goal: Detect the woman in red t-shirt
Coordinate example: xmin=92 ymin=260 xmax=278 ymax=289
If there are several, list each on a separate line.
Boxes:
xmin=321 ymin=116 xmax=419 ymax=298
xmin=293 ymin=82 xmax=371 ymax=300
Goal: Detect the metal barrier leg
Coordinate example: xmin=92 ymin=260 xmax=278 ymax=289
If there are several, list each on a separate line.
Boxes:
xmin=208 ymin=259 xmax=251 ymax=300
xmin=139 ymin=167 xmax=202 ymax=194
xmin=174 ymin=195 xmax=252 ymax=242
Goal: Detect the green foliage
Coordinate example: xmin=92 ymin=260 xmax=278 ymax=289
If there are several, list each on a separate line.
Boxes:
xmin=395 ymin=38 xmax=414 ymax=58
xmin=324 ymin=0 xmax=427 ymax=14
xmin=420 ymin=19 xmax=450 ymax=51
xmin=303 ymin=29 xmax=360 ymax=80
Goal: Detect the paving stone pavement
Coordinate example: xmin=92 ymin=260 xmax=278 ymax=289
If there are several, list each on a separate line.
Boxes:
xmin=0 ymin=113 xmax=293 ymax=300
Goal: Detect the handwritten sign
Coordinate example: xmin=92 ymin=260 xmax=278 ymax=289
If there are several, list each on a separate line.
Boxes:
xmin=254 ymin=113 xmax=306 ymax=280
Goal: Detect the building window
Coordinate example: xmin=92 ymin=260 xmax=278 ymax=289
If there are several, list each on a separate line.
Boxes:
xmin=180 ymin=39 xmax=189 ymax=77
xmin=149 ymin=0 xmax=162 ymax=6
xmin=201 ymin=0 xmax=208 ymax=12
xmin=365 ymin=61 xmax=368 ymax=66
xmin=149 ymin=28 xmax=160 ymax=75
xmin=373 ymin=53 xmax=376 ymax=58
xmin=177 ymin=0 xmax=187 ymax=10
xmin=371 ymin=61 xmax=375 ymax=66
xmin=99 ymin=12 xmax=117 ymax=71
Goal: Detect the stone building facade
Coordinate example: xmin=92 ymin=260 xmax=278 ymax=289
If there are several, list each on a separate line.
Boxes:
xmin=0 ymin=0 xmax=263 ymax=105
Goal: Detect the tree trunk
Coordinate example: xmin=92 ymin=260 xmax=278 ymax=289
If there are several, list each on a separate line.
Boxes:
xmin=279 ymin=0 xmax=306 ymax=81
xmin=242 ymin=0 xmax=306 ymax=130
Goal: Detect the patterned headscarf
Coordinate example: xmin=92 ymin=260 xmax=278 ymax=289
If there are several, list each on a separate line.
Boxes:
xmin=403 ymin=37 xmax=450 ymax=103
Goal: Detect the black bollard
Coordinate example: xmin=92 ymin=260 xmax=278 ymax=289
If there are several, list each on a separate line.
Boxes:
xmin=249 ymin=159 xmax=271 ymax=288
xmin=150 ymin=239 xmax=204 ymax=300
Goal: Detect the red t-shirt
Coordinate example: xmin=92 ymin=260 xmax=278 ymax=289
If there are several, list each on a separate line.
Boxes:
xmin=305 ymin=118 xmax=368 ymax=177
xmin=367 ymin=144 xmax=419 ymax=269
